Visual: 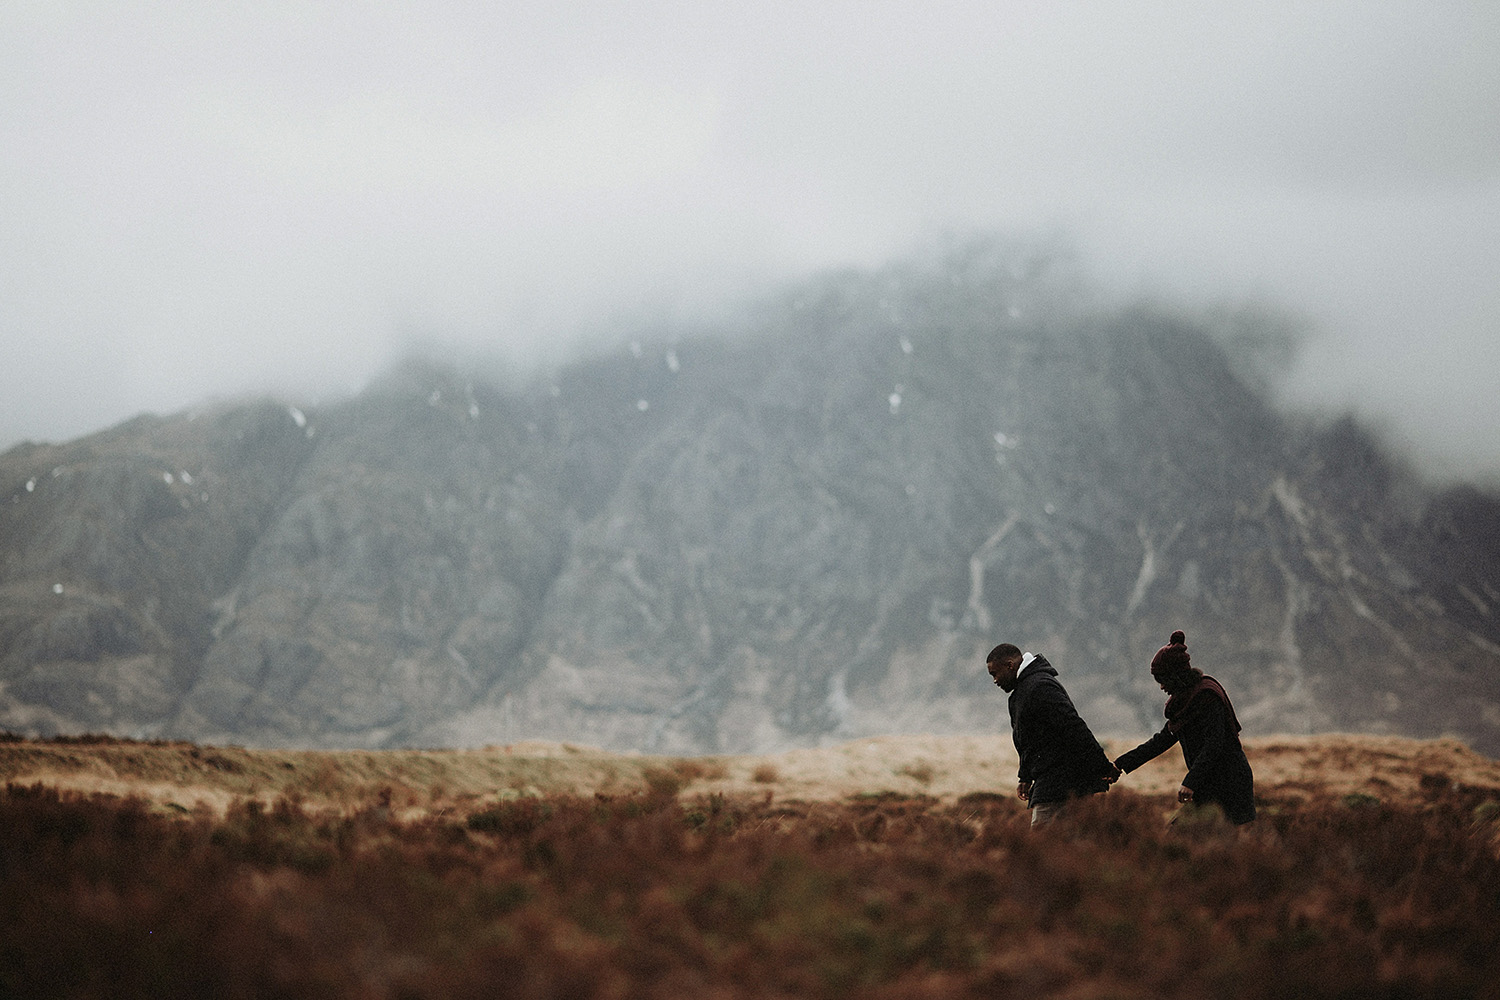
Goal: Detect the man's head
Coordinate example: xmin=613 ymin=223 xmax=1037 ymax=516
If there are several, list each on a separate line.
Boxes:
xmin=986 ymin=643 xmax=1023 ymax=692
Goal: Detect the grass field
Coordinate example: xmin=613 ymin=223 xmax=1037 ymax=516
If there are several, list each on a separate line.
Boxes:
xmin=5 ymin=732 xmax=1500 ymax=998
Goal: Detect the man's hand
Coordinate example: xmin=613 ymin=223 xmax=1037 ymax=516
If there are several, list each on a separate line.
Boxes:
xmin=1104 ymin=762 xmax=1123 ymax=785
xmin=1177 ymin=785 xmax=1194 ymax=803
xmin=1017 ymin=780 xmax=1032 ymax=802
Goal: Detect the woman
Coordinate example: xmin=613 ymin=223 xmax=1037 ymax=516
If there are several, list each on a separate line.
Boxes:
xmin=1114 ymin=630 xmax=1256 ymax=825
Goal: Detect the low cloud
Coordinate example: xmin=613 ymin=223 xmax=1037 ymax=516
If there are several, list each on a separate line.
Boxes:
xmin=2 ymin=2 xmax=1496 ymax=481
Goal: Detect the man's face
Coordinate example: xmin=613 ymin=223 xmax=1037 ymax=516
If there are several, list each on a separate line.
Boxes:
xmin=987 ymin=655 xmax=1021 ymax=690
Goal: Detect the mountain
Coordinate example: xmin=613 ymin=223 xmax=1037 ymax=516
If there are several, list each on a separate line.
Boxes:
xmin=3 ymin=242 xmax=1499 ymax=753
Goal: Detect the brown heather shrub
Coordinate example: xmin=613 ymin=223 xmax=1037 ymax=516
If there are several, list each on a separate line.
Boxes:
xmin=641 ymin=766 xmax=685 ymax=799
xmin=4 ymin=780 xmax=1500 ymax=999
xmin=670 ymin=758 xmax=729 ymax=783
xmin=897 ymin=760 xmax=936 ymax=785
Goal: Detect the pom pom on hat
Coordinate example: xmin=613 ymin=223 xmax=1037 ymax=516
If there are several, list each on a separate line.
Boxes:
xmin=1151 ymin=630 xmax=1191 ymax=675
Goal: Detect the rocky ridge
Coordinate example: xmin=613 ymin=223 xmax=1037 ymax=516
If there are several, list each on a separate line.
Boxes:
xmin=3 ymin=243 xmax=1498 ymax=753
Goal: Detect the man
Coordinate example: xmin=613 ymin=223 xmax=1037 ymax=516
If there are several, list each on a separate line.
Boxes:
xmin=986 ymin=643 xmax=1120 ymax=827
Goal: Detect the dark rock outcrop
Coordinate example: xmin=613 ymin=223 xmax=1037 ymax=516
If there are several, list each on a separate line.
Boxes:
xmin=3 ymin=244 xmax=1498 ymax=752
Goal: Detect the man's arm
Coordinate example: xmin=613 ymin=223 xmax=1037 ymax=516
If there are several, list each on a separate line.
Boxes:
xmin=1035 ymin=678 xmax=1116 ymax=776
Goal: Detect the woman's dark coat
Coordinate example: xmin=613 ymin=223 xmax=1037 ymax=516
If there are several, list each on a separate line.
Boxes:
xmin=1117 ymin=676 xmax=1256 ymax=824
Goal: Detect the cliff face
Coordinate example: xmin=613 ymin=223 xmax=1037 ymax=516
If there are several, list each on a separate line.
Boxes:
xmin=4 ymin=248 xmax=1499 ymax=753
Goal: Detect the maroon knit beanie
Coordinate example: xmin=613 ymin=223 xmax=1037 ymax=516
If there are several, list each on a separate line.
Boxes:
xmin=1150 ymin=630 xmax=1191 ymax=679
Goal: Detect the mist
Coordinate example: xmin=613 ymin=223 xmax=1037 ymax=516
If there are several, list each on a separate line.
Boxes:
xmin=3 ymin=2 xmax=1497 ymax=482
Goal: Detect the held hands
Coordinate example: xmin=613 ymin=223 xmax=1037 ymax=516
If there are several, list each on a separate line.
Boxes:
xmin=1018 ymin=764 xmax=1124 ymax=800
xmin=1103 ymin=757 xmax=1189 ymax=800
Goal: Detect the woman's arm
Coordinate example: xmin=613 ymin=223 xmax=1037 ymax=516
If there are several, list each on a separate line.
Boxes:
xmin=1115 ymin=724 xmax=1178 ymax=773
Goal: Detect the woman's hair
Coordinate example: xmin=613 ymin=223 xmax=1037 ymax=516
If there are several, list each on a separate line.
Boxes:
xmin=1150 ymin=630 xmax=1203 ymax=695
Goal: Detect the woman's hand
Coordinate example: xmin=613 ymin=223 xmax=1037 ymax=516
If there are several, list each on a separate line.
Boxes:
xmin=1017 ymin=781 xmax=1033 ymax=802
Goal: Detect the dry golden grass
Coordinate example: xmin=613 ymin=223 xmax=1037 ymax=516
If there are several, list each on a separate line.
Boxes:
xmin=4 ymin=732 xmax=1497 ymax=818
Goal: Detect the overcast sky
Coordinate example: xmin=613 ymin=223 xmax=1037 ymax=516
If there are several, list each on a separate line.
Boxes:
xmin=3 ymin=2 xmax=1497 ymax=481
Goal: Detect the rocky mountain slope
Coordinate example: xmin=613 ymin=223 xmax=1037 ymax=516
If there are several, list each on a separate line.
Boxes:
xmin=3 ymin=243 xmax=1498 ymax=753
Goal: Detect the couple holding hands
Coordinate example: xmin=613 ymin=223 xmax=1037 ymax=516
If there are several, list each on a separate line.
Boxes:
xmin=986 ymin=631 xmax=1256 ymax=828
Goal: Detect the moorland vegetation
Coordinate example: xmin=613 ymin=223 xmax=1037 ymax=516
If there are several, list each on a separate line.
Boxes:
xmin=4 ymin=734 xmax=1500 ymax=998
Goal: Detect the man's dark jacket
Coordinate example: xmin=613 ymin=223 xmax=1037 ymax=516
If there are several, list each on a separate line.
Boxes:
xmin=1008 ymin=655 xmax=1116 ymax=805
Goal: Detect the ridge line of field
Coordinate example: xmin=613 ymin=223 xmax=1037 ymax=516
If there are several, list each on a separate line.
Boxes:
xmin=4 ymin=732 xmax=1498 ymax=819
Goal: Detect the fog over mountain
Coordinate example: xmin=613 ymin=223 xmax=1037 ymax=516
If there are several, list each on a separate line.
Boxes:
xmin=2 ymin=3 xmax=1499 ymax=482
xmin=3 ymin=242 xmax=1498 ymax=755
xmin=4 ymin=5 xmax=1499 ymax=755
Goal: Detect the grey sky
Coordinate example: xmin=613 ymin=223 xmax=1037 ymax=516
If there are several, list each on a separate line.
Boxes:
xmin=3 ymin=2 xmax=1497 ymax=480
